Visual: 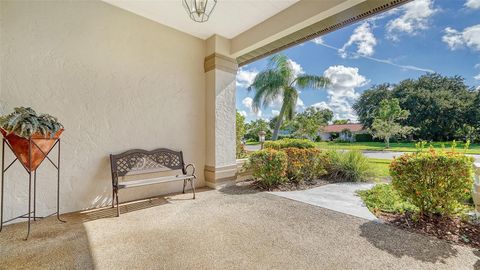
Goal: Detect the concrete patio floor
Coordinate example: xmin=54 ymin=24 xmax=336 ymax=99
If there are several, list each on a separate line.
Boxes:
xmin=0 ymin=185 xmax=478 ymax=270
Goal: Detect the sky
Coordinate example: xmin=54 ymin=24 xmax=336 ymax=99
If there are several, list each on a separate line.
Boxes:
xmin=236 ymin=0 xmax=480 ymax=123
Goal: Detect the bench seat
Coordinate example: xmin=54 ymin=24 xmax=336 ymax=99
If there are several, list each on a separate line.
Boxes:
xmin=118 ymin=175 xmax=194 ymax=189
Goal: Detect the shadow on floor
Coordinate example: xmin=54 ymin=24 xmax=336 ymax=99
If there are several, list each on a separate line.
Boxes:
xmin=217 ymin=181 xmax=260 ymax=195
xmin=0 ymin=213 xmax=95 ymax=269
xmin=0 ymin=191 xmax=203 ymax=269
xmin=78 ymin=196 xmax=170 ymax=222
xmin=359 ymin=221 xmax=460 ymax=264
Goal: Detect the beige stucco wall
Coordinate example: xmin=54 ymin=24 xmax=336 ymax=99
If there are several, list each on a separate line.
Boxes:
xmin=0 ymin=0 xmax=206 ymax=219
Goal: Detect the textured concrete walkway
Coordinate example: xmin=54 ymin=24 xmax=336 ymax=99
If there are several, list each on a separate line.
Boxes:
xmin=0 ymin=186 xmax=478 ymax=269
xmin=270 ymin=182 xmax=377 ymax=221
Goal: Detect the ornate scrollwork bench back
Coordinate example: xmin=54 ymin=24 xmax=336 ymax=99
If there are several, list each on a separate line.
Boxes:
xmin=110 ymin=148 xmax=186 ymax=177
xmin=109 ymin=148 xmax=196 ymax=216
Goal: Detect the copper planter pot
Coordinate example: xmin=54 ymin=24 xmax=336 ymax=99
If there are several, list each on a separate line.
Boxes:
xmin=1 ymin=128 xmax=63 ymax=172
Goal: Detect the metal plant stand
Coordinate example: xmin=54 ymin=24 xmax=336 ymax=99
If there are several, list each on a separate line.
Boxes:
xmin=0 ymin=137 xmax=65 ymax=240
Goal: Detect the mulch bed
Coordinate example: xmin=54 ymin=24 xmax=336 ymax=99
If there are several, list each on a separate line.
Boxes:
xmin=246 ymin=178 xmax=332 ymax=192
xmin=377 ymin=211 xmax=480 ymax=249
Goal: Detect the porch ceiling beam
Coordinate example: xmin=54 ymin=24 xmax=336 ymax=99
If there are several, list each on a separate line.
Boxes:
xmin=232 ymin=0 xmax=411 ymax=66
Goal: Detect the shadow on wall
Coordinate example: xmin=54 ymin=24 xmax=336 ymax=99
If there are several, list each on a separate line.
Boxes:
xmin=359 ymin=221 xmax=462 ymax=264
xmin=0 ymin=197 xmax=169 ymax=268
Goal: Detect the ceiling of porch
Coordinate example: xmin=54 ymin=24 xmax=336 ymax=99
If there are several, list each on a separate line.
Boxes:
xmin=103 ymin=0 xmax=300 ymax=39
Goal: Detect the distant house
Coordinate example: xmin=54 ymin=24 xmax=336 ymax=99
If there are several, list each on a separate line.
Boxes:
xmin=319 ymin=123 xmax=367 ymax=142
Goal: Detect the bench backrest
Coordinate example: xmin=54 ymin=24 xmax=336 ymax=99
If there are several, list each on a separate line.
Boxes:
xmin=110 ymin=148 xmax=185 ymax=178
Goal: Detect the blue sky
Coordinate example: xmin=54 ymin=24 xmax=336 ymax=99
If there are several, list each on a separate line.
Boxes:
xmin=236 ymin=0 xmax=480 ymax=122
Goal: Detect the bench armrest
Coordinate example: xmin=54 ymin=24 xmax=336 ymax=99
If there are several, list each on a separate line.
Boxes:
xmin=185 ymin=163 xmax=196 ymax=176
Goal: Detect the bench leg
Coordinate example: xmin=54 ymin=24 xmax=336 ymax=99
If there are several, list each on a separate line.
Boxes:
xmin=116 ymin=189 xmax=120 ymax=217
xmin=182 ymin=179 xmax=187 ymax=194
xmin=112 ymin=187 xmax=115 ymax=208
xmin=191 ymin=178 xmax=196 ymax=199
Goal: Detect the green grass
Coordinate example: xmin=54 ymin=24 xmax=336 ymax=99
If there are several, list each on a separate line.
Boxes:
xmin=316 ymin=141 xmax=480 ymax=154
xmin=357 ymin=184 xmax=417 ymax=214
xmin=245 ymin=141 xmax=261 ymax=145
xmin=367 ymin=158 xmax=391 ymax=178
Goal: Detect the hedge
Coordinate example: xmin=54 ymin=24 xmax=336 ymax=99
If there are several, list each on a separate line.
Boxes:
xmin=282 ymin=148 xmax=327 ymax=183
xmin=390 ymin=149 xmax=474 ymax=216
xmin=248 ymin=149 xmax=288 ymax=189
xmin=264 ymin=138 xmax=316 ymax=150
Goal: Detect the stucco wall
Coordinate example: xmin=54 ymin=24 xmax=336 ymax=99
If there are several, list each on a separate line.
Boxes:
xmin=0 ymin=1 xmax=206 ymax=220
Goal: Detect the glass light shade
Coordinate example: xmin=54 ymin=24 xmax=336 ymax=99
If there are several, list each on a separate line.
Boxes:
xmin=183 ymin=0 xmax=217 ymax=23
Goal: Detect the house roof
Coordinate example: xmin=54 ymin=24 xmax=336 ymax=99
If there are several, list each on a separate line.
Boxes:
xmin=321 ymin=124 xmax=365 ymax=133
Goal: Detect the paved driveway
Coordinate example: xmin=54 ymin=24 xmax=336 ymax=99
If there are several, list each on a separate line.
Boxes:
xmin=363 ymin=151 xmax=480 ymax=162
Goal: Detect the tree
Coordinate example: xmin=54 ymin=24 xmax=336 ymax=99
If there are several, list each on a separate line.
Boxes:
xmin=455 ymin=124 xmax=479 ymax=143
xmin=333 ymin=119 xmax=349 ymax=125
xmin=236 ymin=111 xmax=246 ymax=158
xmin=370 ymin=99 xmax=414 ymax=148
xmin=248 ymin=54 xmax=330 ymax=140
xmin=353 ymin=74 xmax=479 ymax=141
xmin=353 ymin=84 xmax=393 ymax=128
xmin=245 ymin=119 xmax=271 ymax=141
xmin=292 ymin=107 xmax=333 ymax=140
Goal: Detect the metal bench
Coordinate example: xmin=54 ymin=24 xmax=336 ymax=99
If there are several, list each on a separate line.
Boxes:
xmin=110 ymin=148 xmax=196 ymax=216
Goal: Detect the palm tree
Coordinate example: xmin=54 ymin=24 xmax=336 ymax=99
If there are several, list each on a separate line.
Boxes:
xmin=248 ymin=54 xmax=330 ymax=140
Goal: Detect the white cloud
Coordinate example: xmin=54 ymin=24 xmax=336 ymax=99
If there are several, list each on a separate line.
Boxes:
xmin=311 ymin=102 xmax=332 ymax=111
xmin=271 ymin=110 xmax=280 ymax=116
xmin=321 ymin=66 xmax=368 ymax=120
xmin=238 ymin=110 xmax=247 ymax=117
xmin=311 ymin=37 xmax=324 ymax=44
xmin=313 ymin=39 xmax=434 ymax=73
xmin=242 ymin=97 xmax=253 ymax=109
xmin=287 ymin=59 xmax=304 ymax=78
xmin=296 ymin=97 xmax=304 ymax=108
xmin=242 ymin=97 xmax=262 ymax=117
xmin=466 ymin=0 xmax=480 ymax=9
xmin=339 ymin=22 xmax=377 ymax=58
xmin=386 ymin=0 xmax=438 ymax=41
xmin=236 ymin=67 xmax=258 ymax=88
xmin=442 ymin=24 xmax=480 ymax=51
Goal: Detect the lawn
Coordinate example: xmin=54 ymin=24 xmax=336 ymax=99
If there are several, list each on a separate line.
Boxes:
xmin=316 ymin=141 xmax=480 ymax=154
xmin=367 ymin=158 xmax=391 ymax=178
xmin=245 ymin=141 xmax=261 ymax=145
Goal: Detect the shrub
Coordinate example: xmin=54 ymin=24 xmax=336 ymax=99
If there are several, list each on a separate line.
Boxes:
xmin=282 ymin=148 xmax=327 ymax=183
xmin=354 ymin=133 xmax=373 ymax=142
xmin=264 ymin=138 xmax=316 ymax=150
xmin=236 ymin=111 xmax=247 ymax=159
xmin=325 ymin=150 xmax=373 ymax=182
xmin=248 ymin=149 xmax=288 ymax=189
xmin=390 ymin=149 xmax=474 ymax=216
xmin=358 ymin=184 xmax=417 ymax=214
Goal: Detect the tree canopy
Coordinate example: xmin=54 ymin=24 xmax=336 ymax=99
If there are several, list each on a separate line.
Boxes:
xmin=291 ymin=107 xmax=333 ymax=140
xmin=248 ymin=54 xmax=330 ymax=140
xmin=353 ymin=74 xmax=479 ymax=141
xmin=370 ymin=99 xmax=415 ymax=148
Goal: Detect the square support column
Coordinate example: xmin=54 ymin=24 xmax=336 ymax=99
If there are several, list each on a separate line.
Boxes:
xmin=204 ymin=36 xmax=238 ymax=188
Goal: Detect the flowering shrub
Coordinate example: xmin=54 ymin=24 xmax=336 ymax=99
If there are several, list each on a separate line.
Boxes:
xmin=390 ymin=149 xmax=474 ymax=216
xmin=248 ymin=149 xmax=288 ymax=189
xmin=264 ymin=138 xmax=316 ymax=150
xmin=282 ymin=148 xmax=327 ymax=183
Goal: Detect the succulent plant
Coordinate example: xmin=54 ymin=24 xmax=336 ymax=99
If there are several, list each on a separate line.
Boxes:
xmin=0 ymin=107 xmax=63 ymax=138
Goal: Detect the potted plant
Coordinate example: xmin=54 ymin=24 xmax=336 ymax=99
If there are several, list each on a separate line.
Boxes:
xmin=0 ymin=107 xmax=64 ymax=172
